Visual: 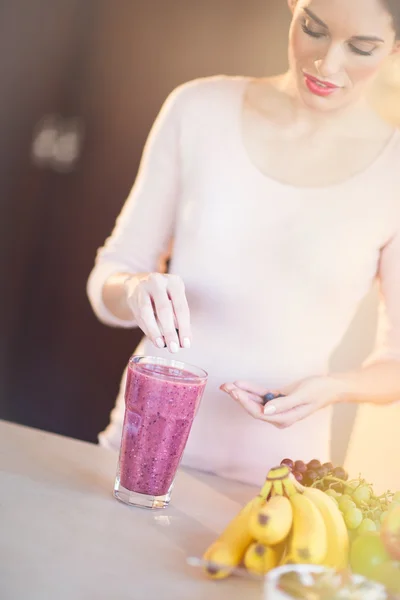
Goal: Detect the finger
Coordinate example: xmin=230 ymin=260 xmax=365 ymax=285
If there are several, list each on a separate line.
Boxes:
xmin=135 ymin=288 xmax=164 ymax=348
xmin=233 ymin=381 xmax=287 ymax=409
xmin=262 ymin=392 xmax=307 ymax=416
xmin=262 ymin=404 xmax=313 ymax=428
xmin=150 ymin=288 xmax=179 ymax=353
xmin=233 ymin=380 xmax=270 ymax=396
xmin=167 ymin=277 xmax=191 ymax=349
xmin=220 ymin=383 xmax=262 ymax=404
xmin=224 ymin=387 xmax=265 ymax=419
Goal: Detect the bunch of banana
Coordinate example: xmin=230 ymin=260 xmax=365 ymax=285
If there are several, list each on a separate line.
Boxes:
xmin=202 ymin=464 xmax=349 ymax=580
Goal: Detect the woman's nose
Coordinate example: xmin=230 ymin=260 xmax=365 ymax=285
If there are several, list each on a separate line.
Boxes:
xmin=314 ymin=43 xmax=345 ymax=79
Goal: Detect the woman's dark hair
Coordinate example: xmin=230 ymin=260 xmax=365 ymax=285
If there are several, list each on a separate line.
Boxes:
xmin=384 ymin=0 xmax=400 ymax=38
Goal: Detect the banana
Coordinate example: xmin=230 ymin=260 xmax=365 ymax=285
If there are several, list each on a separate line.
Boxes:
xmin=266 ymin=465 xmax=291 ymax=480
xmin=249 ymin=494 xmax=293 ymax=545
xmin=202 ymin=496 xmax=261 ymax=579
xmin=302 ymin=486 xmax=349 ymax=569
xmin=271 ymin=479 xmax=284 ymax=496
xmin=258 ymin=465 xmax=290 ymax=500
xmin=285 ymin=492 xmax=328 ymax=564
xmin=244 ymin=540 xmax=285 ymax=575
xmin=282 ymin=475 xmax=299 ymax=498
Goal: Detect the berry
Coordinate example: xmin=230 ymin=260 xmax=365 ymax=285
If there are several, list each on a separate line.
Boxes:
xmin=323 ymin=462 xmax=334 ymax=472
xmin=332 ymin=466 xmax=348 ymax=481
xmin=316 ymin=465 xmax=329 ymax=478
xmin=338 ymin=495 xmax=356 ymax=513
xmin=304 ymin=470 xmax=318 ymax=485
xmin=307 ymin=459 xmax=321 ymax=470
xmin=357 ymin=518 xmax=377 ymax=534
xmin=280 ymin=458 xmax=294 ymax=470
xmin=262 ymin=393 xmax=277 ymax=405
xmin=294 ymin=460 xmax=307 ymax=473
xmin=293 ymin=471 xmax=303 ymax=483
xmin=344 ymin=507 xmax=363 ymax=530
xmin=352 ymin=485 xmax=372 ymax=507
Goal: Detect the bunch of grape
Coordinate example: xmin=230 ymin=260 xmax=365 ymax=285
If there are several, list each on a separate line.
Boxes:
xmin=280 ymin=457 xmax=400 ymax=538
xmin=280 ymin=457 xmax=348 ymax=489
xmin=330 ymin=486 xmax=400 ymax=536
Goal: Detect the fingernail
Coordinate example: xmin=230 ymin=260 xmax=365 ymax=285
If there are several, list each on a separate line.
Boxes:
xmin=169 ymin=341 xmax=179 ymax=353
xmin=264 ymin=405 xmax=277 ymax=416
xmin=223 ymin=384 xmax=235 ymax=392
xmin=183 ymin=337 xmax=191 ymax=349
xmin=156 ymin=338 xmax=164 ymax=348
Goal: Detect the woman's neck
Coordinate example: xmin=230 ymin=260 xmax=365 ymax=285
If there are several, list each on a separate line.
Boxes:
xmin=273 ymin=70 xmax=383 ymax=139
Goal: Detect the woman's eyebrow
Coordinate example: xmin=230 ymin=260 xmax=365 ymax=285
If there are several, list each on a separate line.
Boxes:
xmin=303 ymin=8 xmax=384 ymax=43
xmin=303 ymin=8 xmax=328 ymax=28
xmin=351 ymin=34 xmax=384 ymax=43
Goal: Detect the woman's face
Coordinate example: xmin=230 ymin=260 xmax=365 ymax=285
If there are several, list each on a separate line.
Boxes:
xmin=288 ymin=0 xmax=399 ymax=111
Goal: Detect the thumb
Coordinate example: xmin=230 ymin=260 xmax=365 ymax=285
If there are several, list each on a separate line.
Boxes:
xmin=262 ymin=390 xmax=307 ymax=416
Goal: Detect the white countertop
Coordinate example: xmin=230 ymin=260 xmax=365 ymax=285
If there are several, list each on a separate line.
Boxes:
xmin=0 ymin=420 xmax=263 ymax=600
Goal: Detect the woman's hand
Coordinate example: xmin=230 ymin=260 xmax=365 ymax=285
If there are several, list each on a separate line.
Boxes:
xmin=125 ymin=273 xmax=191 ymax=353
xmin=220 ymin=375 xmax=347 ymax=428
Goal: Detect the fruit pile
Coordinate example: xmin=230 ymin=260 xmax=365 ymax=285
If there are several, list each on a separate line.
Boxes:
xmin=280 ymin=458 xmax=396 ymax=537
xmin=202 ymin=464 xmax=349 ymax=580
xmin=280 ymin=458 xmax=400 ymax=596
xmin=280 ymin=457 xmax=348 ymax=489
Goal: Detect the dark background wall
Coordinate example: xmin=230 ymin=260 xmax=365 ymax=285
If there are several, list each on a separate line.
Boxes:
xmin=1 ymin=1 xmax=290 ymax=443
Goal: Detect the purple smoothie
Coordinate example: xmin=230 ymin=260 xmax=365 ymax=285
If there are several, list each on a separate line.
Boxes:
xmin=118 ymin=358 xmax=206 ymax=497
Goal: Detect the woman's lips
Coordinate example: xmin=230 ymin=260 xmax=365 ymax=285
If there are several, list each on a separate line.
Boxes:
xmin=303 ymin=72 xmax=341 ymax=97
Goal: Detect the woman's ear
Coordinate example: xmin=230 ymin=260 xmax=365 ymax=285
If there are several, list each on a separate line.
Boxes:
xmin=287 ymin=0 xmax=297 ymax=13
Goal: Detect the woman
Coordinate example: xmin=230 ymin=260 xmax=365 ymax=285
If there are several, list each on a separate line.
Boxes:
xmin=88 ymin=0 xmax=400 ymax=486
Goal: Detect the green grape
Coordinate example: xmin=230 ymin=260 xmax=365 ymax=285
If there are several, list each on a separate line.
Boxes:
xmin=347 ymin=480 xmax=359 ymax=490
xmin=327 ymin=495 xmax=339 ymax=507
xmin=374 ymin=520 xmax=381 ymax=531
xmin=352 ymin=485 xmax=372 ymax=507
xmin=344 ymin=507 xmax=363 ymax=530
xmin=325 ymin=489 xmax=339 ymax=498
xmin=339 ymin=494 xmax=357 ymax=513
xmin=372 ymin=508 xmax=382 ymax=521
xmin=357 ymin=518 xmax=377 ymax=534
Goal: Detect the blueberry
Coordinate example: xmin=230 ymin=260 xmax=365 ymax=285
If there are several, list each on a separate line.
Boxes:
xmin=262 ymin=393 xmax=278 ymax=406
xmin=261 ymin=392 xmax=285 ymax=406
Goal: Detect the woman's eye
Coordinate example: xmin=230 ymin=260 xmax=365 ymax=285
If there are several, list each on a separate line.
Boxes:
xmin=348 ymin=43 xmax=375 ymax=56
xmin=301 ymin=19 xmax=327 ymax=39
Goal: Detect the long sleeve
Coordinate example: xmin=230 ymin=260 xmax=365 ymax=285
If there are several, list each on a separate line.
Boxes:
xmin=87 ymin=85 xmax=184 ymax=327
xmin=364 ymin=224 xmax=400 ymax=366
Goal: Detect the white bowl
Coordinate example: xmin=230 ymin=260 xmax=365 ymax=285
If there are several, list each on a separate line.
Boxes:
xmin=264 ymin=564 xmax=387 ymax=599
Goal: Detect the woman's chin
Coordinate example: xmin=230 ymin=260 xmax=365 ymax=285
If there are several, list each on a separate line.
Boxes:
xmin=297 ymin=84 xmax=354 ymax=113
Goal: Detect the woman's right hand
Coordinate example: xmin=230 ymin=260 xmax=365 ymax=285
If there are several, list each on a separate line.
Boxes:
xmin=124 ymin=273 xmax=191 ymax=353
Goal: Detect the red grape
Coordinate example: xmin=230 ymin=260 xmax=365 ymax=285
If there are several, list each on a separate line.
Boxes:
xmin=323 ymin=462 xmax=334 ymax=472
xmin=293 ymin=471 xmax=303 ymax=482
xmin=316 ymin=465 xmax=329 ymax=478
xmin=303 ymin=470 xmax=319 ymax=486
xmin=294 ymin=460 xmax=307 ymax=473
xmin=330 ymin=482 xmax=344 ymax=493
xmin=307 ymin=459 xmax=321 ymax=470
xmin=280 ymin=458 xmax=294 ymax=470
xmin=332 ymin=466 xmax=348 ymax=481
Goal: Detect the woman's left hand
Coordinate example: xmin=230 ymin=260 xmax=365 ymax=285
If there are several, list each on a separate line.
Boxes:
xmin=220 ymin=375 xmax=347 ymax=428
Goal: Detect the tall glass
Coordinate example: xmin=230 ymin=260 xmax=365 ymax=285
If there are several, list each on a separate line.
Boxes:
xmin=114 ymin=355 xmax=208 ymax=509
